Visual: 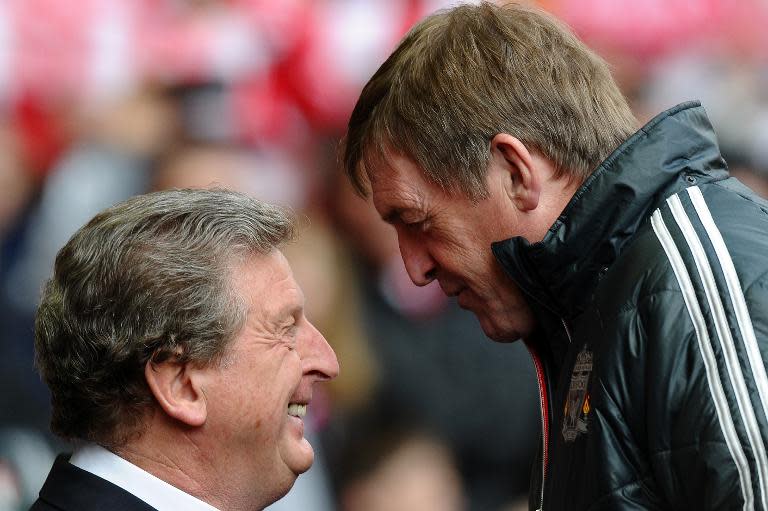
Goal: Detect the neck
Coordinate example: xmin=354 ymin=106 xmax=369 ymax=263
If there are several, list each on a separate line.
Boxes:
xmin=117 ymin=436 xmax=216 ymax=502
xmin=115 ymin=416 xmax=269 ymax=511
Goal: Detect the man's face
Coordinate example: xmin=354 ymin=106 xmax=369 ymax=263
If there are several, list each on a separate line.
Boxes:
xmin=201 ymin=250 xmax=339 ymax=504
xmin=370 ymin=152 xmax=536 ymax=341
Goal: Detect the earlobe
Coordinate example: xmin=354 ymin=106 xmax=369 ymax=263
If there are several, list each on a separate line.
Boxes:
xmin=144 ymin=359 xmax=208 ymax=427
xmin=490 ymin=134 xmax=541 ymax=211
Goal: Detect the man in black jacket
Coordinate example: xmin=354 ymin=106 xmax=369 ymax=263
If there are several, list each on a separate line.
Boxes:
xmin=342 ymin=2 xmax=768 ymax=510
xmin=31 ymin=189 xmax=339 ymax=511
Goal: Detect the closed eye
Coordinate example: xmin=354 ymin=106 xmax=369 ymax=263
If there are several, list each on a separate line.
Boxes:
xmin=283 ymin=331 xmax=297 ymax=351
xmin=406 ymin=218 xmax=431 ymax=232
xmin=278 ymin=318 xmax=298 ymax=339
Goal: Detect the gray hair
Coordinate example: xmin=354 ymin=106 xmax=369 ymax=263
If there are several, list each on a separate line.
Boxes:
xmin=34 ymin=188 xmax=296 ymax=447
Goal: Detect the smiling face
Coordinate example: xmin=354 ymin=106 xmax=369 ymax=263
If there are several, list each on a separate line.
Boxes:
xmin=370 ymin=152 xmax=536 ymax=341
xmin=200 ymin=249 xmax=339 ymax=506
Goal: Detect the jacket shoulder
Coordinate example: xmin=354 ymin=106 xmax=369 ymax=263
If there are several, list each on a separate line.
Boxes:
xmin=29 ymin=499 xmax=59 ymax=511
xmin=591 ymin=180 xmax=768 ymax=508
xmin=33 ymin=454 xmax=156 ymax=511
xmin=597 ymin=178 xmax=768 ymax=319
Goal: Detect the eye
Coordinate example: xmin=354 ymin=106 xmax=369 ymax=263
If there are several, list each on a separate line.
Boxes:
xmin=408 ymin=218 xmax=430 ymax=232
xmin=400 ymin=211 xmax=428 ymax=229
xmin=283 ymin=328 xmax=297 ymax=351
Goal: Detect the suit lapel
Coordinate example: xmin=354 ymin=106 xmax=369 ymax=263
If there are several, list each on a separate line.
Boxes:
xmin=36 ymin=455 xmax=157 ymax=511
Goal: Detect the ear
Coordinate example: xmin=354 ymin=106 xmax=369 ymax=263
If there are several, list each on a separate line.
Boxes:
xmin=490 ymin=133 xmax=541 ymax=211
xmin=144 ymin=358 xmax=208 ymax=427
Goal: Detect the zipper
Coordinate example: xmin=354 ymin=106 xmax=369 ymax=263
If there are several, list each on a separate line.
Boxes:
xmin=528 ymin=318 xmax=573 ymax=511
xmin=526 ymin=342 xmax=549 ymax=511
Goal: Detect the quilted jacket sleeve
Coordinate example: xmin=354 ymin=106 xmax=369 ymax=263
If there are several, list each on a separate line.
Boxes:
xmin=638 ymin=285 xmax=763 ymax=510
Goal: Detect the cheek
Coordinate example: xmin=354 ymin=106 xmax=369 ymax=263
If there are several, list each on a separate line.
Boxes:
xmin=454 ymin=243 xmax=497 ymax=281
xmin=430 ymin=232 xmax=477 ymax=269
xmin=282 ymin=349 xmax=303 ymax=381
xmin=229 ymin=356 xmax=296 ymax=420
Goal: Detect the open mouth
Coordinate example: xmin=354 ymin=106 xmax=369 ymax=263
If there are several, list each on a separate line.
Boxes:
xmin=287 ymin=403 xmax=307 ymax=418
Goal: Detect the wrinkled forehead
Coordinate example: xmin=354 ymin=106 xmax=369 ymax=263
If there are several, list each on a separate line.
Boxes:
xmin=366 ymin=161 xmax=397 ymax=193
xmin=233 ymin=250 xmax=303 ymax=311
xmin=368 ymin=157 xmax=449 ymax=227
xmin=359 ymin=131 xmax=423 ymax=183
xmin=361 ymin=138 xmax=475 ymax=204
xmin=365 ymin=143 xmax=428 ymax=185
xmin=362 ymin=142 xmax=400 ymax=186
xmin=366 ymin=150 xmax=427 ymax=197
xmin=367 ymin=168 xmax=411 ymax=220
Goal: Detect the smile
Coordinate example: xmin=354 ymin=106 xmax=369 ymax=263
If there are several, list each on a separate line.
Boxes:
xmin=287 ymin=403 xmax=307 ymax=418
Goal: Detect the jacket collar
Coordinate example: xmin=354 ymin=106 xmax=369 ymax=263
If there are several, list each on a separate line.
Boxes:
xmin=37 ymin=455 xmax=158 ymax=511
xmin=492 ymin=101 xmax=729 ymax=320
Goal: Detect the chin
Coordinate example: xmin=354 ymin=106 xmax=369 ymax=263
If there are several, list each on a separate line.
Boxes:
xmin=479 ymin=316 xmax=521 ymax=343
xmin=293 ymin=456 xmax=314 ymax=475
xmin=285 ymin=440 xmax=315 ymax=475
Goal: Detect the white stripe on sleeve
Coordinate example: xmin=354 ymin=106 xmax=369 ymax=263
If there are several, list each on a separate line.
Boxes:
xmin=652 ymin=207 xmax=754 ymax=511
xmin=668 ymin=193 xmax=768 ymax=511
xmin=687 ymin=186 xmax=768 ymax=431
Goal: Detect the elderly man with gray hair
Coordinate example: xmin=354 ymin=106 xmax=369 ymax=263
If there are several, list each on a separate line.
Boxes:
xmin=30 ymin=189 xmax=339 ymax=511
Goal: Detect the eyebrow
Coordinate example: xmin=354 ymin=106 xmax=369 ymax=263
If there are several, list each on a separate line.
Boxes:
xmin=271 ymin=299 xmax=303 ymax=323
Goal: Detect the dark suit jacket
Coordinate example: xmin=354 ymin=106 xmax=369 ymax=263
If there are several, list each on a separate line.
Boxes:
xmin=30 ymin=454 xmax=157 ymax=511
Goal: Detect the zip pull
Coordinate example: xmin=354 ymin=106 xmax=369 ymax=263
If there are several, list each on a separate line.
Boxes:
xmin=561 ymin=317 xmax=573 ymax=344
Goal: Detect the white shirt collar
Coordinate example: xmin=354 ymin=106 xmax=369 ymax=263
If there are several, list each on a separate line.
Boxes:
xmin=70 ymin=444 xmax=220 ymax=511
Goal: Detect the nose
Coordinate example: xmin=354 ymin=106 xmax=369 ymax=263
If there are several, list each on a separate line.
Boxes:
xmin=299 ymin=320 xmax=339 ymax=381
xmin=397 ymin=229 xmax=436 ymax=286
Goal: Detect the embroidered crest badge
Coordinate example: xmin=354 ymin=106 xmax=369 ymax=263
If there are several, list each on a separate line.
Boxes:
xmin=562 ymin=345 xmax=593 ymax=442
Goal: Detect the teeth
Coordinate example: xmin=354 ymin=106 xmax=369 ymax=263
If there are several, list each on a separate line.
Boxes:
xmin=287 ymin=403 xmax=307 ymax=418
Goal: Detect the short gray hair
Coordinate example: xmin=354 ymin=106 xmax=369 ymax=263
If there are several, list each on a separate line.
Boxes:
xmin=34 ymin=189 xmax=296 ymax=447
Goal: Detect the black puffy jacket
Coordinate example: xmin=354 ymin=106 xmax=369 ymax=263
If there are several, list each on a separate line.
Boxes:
xmin=493 ymin=102 xmax=768 ymax=510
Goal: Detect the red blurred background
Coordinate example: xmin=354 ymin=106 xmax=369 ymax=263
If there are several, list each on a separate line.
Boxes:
xmin=1 ymin=1 xmax=767 ymax=510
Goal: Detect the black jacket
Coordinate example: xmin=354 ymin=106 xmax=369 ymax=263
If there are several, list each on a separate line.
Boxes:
xmin=493 ymin=102 xmax=768 ymax=510
xmin=30 ymin=455 xmax=156 ymax=511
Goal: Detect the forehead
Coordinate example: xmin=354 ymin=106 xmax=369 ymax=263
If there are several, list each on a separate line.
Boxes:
xmin=233 ymin=250 xmax=304 ymax=316
xmin=368 ymin=153 xmax=439 ymax=219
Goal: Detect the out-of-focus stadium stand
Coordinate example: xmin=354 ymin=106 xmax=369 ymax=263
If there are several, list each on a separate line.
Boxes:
xmin=1 ymin=1 xmax=767 ymax=510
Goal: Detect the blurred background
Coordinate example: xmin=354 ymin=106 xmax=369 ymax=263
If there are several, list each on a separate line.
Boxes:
xmin=1 ymin=0 xmax=767 ymax=510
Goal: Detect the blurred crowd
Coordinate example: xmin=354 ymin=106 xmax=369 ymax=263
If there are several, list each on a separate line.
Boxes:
xmin=1 ymin=1 xmax=767 ymax=510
